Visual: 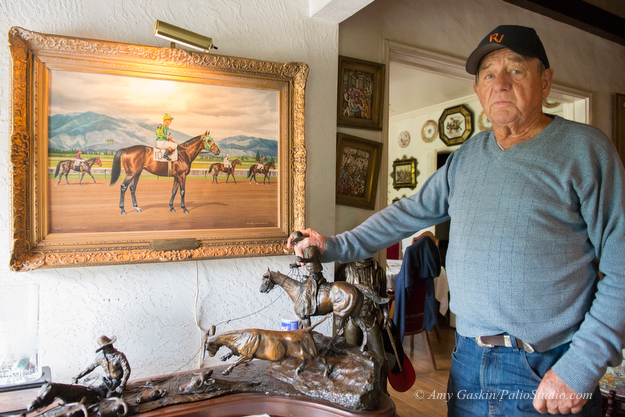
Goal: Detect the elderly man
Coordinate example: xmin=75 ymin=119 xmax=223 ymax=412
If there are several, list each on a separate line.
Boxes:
xmin=289 ymin=25 xmax=625 ymax=416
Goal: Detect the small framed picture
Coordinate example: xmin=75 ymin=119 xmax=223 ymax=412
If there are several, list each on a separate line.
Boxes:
xmin=438 ymin=104 xmax=473 ymax=146
xmin=391 ymin=157 xmax=418 ymax=190
xmin=337 ymin=56 xmax=385 ymax=130
xmin=336 ymin=133 xmax=383 ymax=209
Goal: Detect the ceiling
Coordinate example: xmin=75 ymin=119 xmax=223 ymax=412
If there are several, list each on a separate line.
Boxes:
xmin=502 ymin=0 xmax=625 ymax=47
xmin=389 ymin=62 xmax=475 ymax=118
xmin=388 ymin=0 xmax=625 ymax=118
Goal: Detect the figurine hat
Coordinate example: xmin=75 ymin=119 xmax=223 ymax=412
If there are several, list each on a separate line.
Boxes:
xmin=465 ymin=25 xmax=550 ymax=75
xmin=163 ymin=113 xmax=174 ymax=120
xmin=96 ymin=335 xmax=117 ymax=352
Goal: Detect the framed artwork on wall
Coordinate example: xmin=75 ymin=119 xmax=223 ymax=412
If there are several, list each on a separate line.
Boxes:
xmin=8 ymin=27 xmax=309 ymax=271
xmin=337 ymin=56 xmax=385 ymax=130
xmin=391 ymin=157 xmax=418 ymax=190
xmin=438 ymin=104 xmax=473 ymax=146
xmin=336 ymin=133 xmax=383 ymax=210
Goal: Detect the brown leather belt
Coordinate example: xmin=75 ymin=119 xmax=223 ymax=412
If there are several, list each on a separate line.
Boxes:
xmin=476 ymin=335 xmax=535 ymax=353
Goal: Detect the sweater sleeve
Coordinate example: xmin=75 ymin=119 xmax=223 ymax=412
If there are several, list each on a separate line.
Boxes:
xmin=551 ymin=138 xmax=625 ymax=394
xmin=323 ymin=158 xmax=452 ymax=264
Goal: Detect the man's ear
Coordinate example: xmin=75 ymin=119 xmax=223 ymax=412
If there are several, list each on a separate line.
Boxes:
xmin=542 ymin=68 xmax=554 ymax=99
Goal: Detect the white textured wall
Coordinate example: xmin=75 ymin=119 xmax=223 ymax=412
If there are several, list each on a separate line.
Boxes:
xmin=0 ymin=0 xmax=338 ymax=381
xmin=336 ymin=0 xmax=625 ymax=236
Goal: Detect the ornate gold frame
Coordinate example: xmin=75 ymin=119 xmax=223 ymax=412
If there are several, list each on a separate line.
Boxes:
xmin=335 ymin=133 xmax=383 ymax=210
xmin=391 ymin=156 xmax=418 ymax=190
xmin=8 ymin=27 xmax=308 ymax=271
xmin=438 ymin=104 xmax=473 ymax=146
xmin=336 ymin=56 xmax=385 ymax=130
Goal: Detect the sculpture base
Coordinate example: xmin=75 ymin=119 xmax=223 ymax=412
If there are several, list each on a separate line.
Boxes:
xmin=28 ymin=334 xmax=393 ymax=416
xmin=137 ymin=392 xmax=395 ymax=417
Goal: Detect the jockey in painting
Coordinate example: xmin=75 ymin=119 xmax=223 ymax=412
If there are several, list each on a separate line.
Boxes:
xmin=156 ymin=113 xmax=177 ymax=161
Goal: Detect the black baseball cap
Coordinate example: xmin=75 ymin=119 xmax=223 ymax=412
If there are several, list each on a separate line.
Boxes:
xmin=465 ymin=25 xmax=550 ymax=75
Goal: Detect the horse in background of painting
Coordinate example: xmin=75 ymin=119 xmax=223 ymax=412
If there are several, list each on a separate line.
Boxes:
xmin=109 ymin=131 xmax=220 ymax=215
xmin=54 ymin=157 xmax=102 ymax=186
xmin=247 ymin=160 xmax=275 ymax=185
xmin=209 ymin=158 xmax=241 ymax=184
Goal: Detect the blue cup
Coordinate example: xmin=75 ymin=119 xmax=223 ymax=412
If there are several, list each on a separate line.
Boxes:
xmin=281 ymin=316 xmax=301 ymax=331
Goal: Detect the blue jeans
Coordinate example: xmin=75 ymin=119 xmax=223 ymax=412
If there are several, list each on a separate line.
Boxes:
xmin=447 ymin=332 xmax=601 ymax=416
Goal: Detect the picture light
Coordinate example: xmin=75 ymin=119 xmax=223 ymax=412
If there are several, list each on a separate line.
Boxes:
xmin=153 ymin=20 xmax=217 ymax=53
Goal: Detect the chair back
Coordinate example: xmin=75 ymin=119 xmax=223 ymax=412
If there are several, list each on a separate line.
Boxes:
xmin=403 ymin=275 xmax=428 ymax=336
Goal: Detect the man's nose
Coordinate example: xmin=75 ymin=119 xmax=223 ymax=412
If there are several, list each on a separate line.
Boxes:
xmin=493 ymin=73 xmax=512 ymax=91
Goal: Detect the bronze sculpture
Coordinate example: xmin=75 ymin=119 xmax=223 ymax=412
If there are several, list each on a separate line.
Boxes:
xmin=74 ymin=335 xmax=131 ymax=397
xmin=203 ymin=314 xmax=330 ymax=375
xmin=24 ymin=243 xmax=394 ymax=415
xmin=338 ymin=259 xmax=391 ymax=363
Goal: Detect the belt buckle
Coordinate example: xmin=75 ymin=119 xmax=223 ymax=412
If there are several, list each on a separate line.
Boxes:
xmin=521 ymin=341 xmax=535 ymax=353
xmin=475 ymin=336 xmax=494 ymax=348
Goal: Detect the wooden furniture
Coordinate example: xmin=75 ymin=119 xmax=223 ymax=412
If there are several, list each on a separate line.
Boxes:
xmin=137 ymin=392 xmax=396 ymax=417
xmin=401 ymin=276 xmax=437 ymax=371
xmin=603 ymin=389 xmax=625 ymax=416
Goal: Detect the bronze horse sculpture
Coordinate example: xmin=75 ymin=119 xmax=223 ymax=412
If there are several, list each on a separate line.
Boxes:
xmin=260 ymin=270 xmax=389 ymax=352
xmin=247 ymin=160 xmax=275 ymax=185
xmin=27 ymin=382 xmax=102 ymax=412
xmin=209 ymin=158 xmax=241 ymax=184
xmin=110 ymin=131 xmax=220 ymax=215
xmin=54 ymin=157 xmax=102 ymax=186
xmin=204 ymin=314 xmax=331 ymax=376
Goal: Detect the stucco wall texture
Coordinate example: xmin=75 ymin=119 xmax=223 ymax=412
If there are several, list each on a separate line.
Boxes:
xmin=0 ymin=0 xmax=338 ymax=381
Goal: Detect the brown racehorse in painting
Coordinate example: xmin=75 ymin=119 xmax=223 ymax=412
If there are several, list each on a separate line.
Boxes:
xmin=54 ymin=157 xmax=102 ymax=186
xmin=209 ymin=158 xmax=241 ymax=184
xmin=109 ymin=131 xmax=220 ymax=215
xmin=247 ymin=160 xmax=275 ymax=185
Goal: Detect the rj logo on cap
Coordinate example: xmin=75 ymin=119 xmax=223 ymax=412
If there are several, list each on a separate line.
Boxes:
xmin=489 ymin=33 xmax=504 ymax=43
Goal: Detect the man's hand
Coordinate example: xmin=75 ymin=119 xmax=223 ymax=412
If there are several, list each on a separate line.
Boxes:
xmin=533 ymin=370 xmax=587 ymax=414
xmin=287 ymin=228 xmax=327 ymax=259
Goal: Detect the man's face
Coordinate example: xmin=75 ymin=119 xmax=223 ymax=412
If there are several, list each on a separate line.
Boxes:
xmin=164 ymin=118 xmax=172 ymax=127
xmin=473 ymin=49 xmax=553 ymax=128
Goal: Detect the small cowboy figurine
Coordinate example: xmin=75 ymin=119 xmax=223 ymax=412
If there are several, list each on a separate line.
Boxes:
xmin=74 ymin=335 xmax=131 ymax=397
xmin=156 ymin=113 xmax=177 ymax=161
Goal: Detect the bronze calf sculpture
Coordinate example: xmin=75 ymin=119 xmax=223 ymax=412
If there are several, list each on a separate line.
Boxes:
xmin=204 ymin=315 xmax=330 ymax=375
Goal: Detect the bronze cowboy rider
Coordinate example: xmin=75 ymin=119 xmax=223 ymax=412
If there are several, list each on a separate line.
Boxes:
xmin=73 ymin=335 xmax=131 ymax=397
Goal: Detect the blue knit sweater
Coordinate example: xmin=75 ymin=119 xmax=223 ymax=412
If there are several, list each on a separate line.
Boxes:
xmin=324 ymin=116 xmax=625 ymax=394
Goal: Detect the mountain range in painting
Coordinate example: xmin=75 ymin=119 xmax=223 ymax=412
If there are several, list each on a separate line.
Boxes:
xmin=48 ymin=111 xmax=278 ymax=157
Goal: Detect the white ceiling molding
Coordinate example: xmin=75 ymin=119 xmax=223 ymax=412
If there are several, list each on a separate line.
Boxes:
xmin=309 ymin=0 xmax=374 ymax=23
xmin=384 ymin=40 xmax=592 ymax=124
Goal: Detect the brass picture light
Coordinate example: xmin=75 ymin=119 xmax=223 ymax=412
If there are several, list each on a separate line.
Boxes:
xmin=153 ymin=20 xmax=217 ymax=53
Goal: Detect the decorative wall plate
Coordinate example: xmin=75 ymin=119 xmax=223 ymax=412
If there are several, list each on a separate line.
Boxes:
xmin=477 ymin=110 xmax=493 ymax=131
xmin=438 ymin=104 xmax=473 ymax=146
xmin=398 ymin=131 xmax=410 ymax=148
xmin=421 ymin=120 xmax=438 ymax=143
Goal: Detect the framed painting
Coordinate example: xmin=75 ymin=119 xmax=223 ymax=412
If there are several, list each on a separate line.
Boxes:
xmin=335 ymin=133 xmax=383 ymax=210
xmin=391 ymin=157 xmax=418 ymax=190
xmin=8 ymin=27 xmax=308 ymax=271
xmin=438 ymin=104 xmax=473 ymax=146
xmin=337 ymin=56 xmax=385 ymax=130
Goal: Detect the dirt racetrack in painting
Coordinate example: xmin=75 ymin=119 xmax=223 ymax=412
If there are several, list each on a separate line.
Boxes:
xmin=48 ymin=177 xmax=278 ymax=234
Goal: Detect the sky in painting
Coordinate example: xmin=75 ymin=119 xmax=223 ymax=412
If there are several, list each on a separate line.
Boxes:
xmin=48 ymin=69 xmax=279 ymax=141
